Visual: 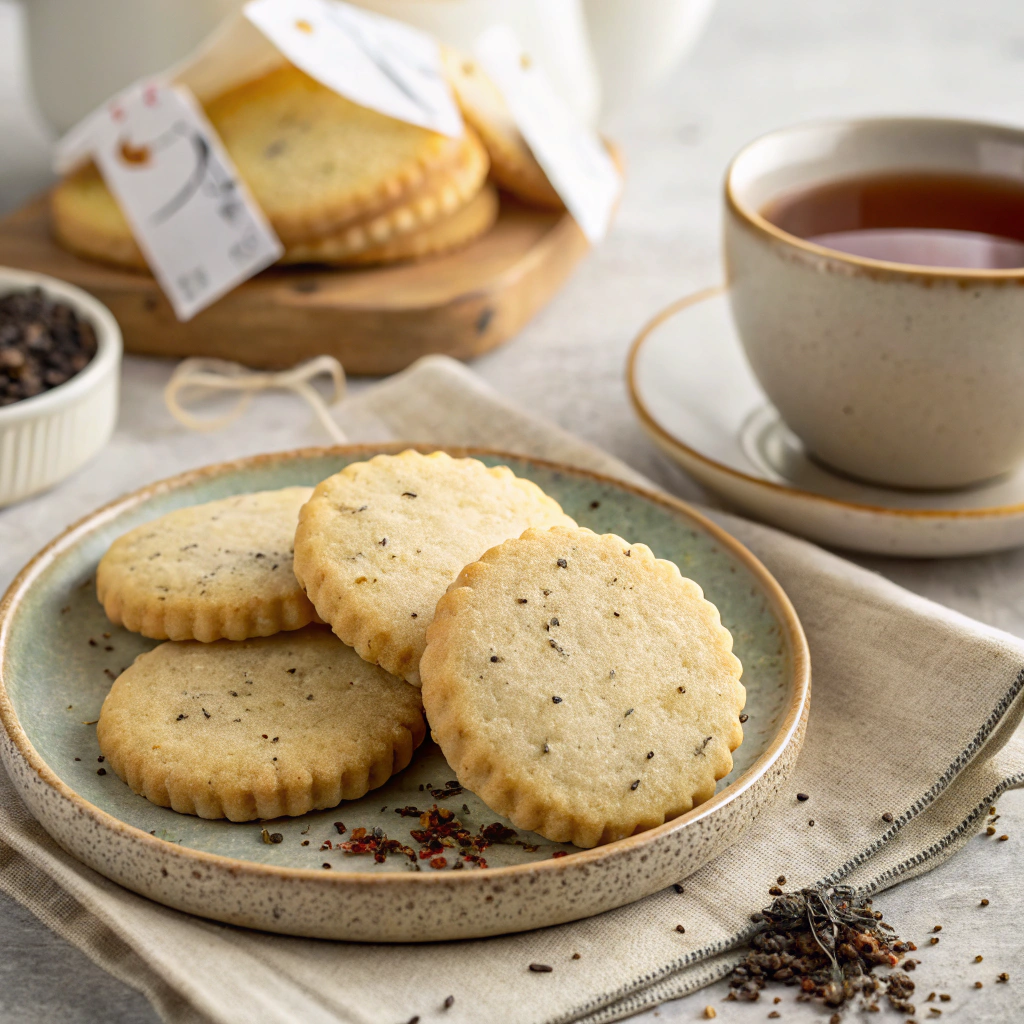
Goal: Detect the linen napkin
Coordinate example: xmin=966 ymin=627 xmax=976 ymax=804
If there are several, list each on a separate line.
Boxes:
xmin=2 ymin=355 xmax=1023 ymax=1024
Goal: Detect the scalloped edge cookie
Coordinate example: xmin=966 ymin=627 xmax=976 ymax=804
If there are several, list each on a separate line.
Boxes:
xmin=51 ymin=163 xmax=150 ymax=272
xmin=97 ymin=487 xmax=321 ymax=643
xmin=97 ymin=628 xmax=426 ymax=821
xmin=282 ymin=127 xmax=490 ymax=265
xmin=420 ymin=526 xmax=745 ymax=848
xmin=441 ymin=47 xmax=563 ymax=210
xmin=293 ymin=450 xmax=577 ymax=685
xmin=341 ymin=182 xmax=498 ymax=266
xmin=53 ymin=126 xmax=489 ymax=272
xmin=205 ymin=64 xmax=465 ymax=244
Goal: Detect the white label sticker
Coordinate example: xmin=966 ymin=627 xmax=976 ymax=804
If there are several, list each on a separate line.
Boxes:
xmin=88 ymin=83 xmax=283 ymax=321
xmin=244 ymin=0 xmax=462 ymax=137
xmin=475 ymin=25 xmax=620 ymax=243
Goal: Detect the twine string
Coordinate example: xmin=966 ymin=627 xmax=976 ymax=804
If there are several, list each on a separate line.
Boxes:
xmin=164 ymin=356 xmax=348 ymax=443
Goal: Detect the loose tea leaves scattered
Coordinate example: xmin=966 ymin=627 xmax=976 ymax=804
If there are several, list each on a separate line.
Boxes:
xmin=0 ymin=288 xmax=98 ymax=406
xmin=336 ymin=805 xmax=537 ymax=869
xmin=729 ymin=885 xmax=917 ymax=1015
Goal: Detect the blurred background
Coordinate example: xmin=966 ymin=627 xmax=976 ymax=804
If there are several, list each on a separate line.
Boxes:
xmin=6 ymin=0 xmax=1024 ymax=563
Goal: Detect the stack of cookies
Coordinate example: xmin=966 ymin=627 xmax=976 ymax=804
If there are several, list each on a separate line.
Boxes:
xmin=94 ymin=452 xmax=745 ymax=849
xmin=52 ymin=54 xmax=566 ymax=273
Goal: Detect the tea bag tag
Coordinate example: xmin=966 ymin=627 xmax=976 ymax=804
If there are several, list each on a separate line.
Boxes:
xmin=85 ymin=82 xmax=283 ymax=321
xmin=243 ymin=0 xmax=462 ymax=137
xmin=475 ymin=25 xmax=620 ymax=243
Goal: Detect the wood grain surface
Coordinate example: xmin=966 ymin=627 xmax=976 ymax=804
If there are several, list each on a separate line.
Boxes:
xmin=0 ymin=193 xmax=591 ymax=376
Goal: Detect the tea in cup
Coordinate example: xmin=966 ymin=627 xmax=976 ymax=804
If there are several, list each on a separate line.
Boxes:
xmin=724 ymin=117 xmax=1024 ymax=490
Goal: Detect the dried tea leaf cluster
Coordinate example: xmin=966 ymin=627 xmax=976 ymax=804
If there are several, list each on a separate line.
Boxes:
xmin=729 ymin=886 xmax=919 ymax=1015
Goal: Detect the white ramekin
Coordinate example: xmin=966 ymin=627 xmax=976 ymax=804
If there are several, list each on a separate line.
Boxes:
xmin=0 ymin=267 xmax=122 ymax=508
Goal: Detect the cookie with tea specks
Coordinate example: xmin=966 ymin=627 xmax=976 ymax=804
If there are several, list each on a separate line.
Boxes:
xmin=97 ymin=628 xmax=425 ymax=821
xmin=293 ymin=450 xmax=576 ymax=685
xmin=97 ymin=488 xmax=320 ymax=642
xmin=420 ymin=526 xmax=744 ymax=848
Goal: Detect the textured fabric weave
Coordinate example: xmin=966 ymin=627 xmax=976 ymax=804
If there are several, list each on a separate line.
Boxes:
xmin=2 ymin=356 xmax=1023 ymax=1024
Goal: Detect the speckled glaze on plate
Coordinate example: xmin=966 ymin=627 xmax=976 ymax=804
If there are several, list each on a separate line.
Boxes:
xmin=0 ymin=446 xmax=809 ymax=942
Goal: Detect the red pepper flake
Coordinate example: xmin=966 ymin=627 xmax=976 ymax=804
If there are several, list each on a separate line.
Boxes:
xmin=333 ymin=821 xmax=346 ymax=835
xmin=479 ymin=822 xmax=517 ymax=843
xmin=552 ymin=851 xmax=568 ymax=859
xmin=529 ymin=963 xmax=554 ymax=973
xmin=334 ymin=805 xmax=525 ymax=870
xmin=337 ymin=824 xmax=417 ymax=865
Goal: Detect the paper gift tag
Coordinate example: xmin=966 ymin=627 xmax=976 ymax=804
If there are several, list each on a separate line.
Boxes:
xmin=475 ymin=25 xmax=620 ymax=244
xmin=243 ymin=0 xmax=462 ymax=137
xmin=86 ymin=82 xmax=283 ymax=321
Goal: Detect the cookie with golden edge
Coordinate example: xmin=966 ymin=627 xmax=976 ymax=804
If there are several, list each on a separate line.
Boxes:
xmin=96 ymin=628 xmax=426 ymax=821
xmin=97 ymin=488 xmax=321 ymax=643
xmin=420 ymin=526 xmax=745 ymax=848
xmin=51 ymin=163 xmax=149 ymax=272
xmin=281 ymin=127 xmax=490 ymax=265
xmin=52 ymin=127 xmax=490 ymax=271
xmin=441 ymin=48 xmax=563 ymax=210
xmin=206 ymin=64 xmax=465 ymax=244
xmin=342 ymin=182 xmax=499 ymax=266
xmin=293 ymin=450 xmax=577 ymax=686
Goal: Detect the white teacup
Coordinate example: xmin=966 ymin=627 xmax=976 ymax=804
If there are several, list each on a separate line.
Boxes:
xmin=724 ymin=118 xmax=1024 ymax=491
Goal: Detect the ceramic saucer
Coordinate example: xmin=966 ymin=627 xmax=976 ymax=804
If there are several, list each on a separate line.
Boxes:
xmin=628 ymin=286 xmax=1024 ymax=557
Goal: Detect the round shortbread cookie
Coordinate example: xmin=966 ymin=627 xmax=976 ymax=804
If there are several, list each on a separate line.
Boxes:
xmin=342 ymin=182 xmax=499 ymax=266
xmin=51 ymin=163 xmax=149 ymax=272
xmin=206 ymin=64 xmax=464 ymax=244
xmin=282 ymin=128 xmax=490 ymax=265
xmin=97 ymin=488 xmax=321 ymax=643
xmin=97 ymin=628 xmax=426 ymax=821
xmin=420 ymin=526 xmax=745 ymax=848
xmin=52 ymin=128 xmax=489 ymax=272
xmin=293 ymin=451 xmax=577 ymax=685
xmin=442 ymin=48 xmax=563 ymax=210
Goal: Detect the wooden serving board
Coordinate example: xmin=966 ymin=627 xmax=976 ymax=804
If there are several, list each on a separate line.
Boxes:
xmin=0 ymin=193 xmax=591 ymax=375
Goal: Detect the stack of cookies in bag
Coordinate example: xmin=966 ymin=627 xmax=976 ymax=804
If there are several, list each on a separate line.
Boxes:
xmin=93 ymin=452 xmax=745 ymax=850
xmin=51 ymin=53 xmax=566 ymax=273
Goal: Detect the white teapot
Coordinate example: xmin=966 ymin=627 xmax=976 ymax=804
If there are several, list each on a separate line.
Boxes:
xmin=22 ymin=0 xmax=716 ymax=133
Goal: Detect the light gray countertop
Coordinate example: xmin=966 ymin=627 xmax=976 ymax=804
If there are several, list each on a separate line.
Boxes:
xmin=1 ymin=0 xmax=1023 ymax=1020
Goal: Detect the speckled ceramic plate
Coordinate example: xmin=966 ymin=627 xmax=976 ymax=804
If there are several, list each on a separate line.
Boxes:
xmin=0 ymin=446 xmax=809 ymax=942
xmin=629 ymin=287 xmax=1024 ymax=557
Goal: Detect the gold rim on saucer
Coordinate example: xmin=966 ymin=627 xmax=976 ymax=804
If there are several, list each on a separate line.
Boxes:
xmin=627 ymin=286 xmax=1024 ymax=523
